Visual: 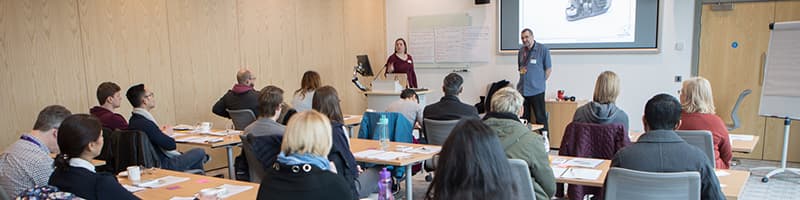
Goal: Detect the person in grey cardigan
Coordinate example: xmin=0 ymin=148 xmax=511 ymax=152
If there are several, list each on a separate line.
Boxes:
xmin=245 ymin=85 xmax=287 ymax=137
xmin=572 ymin=71 xmax=629 ymax=133
xmin=483 ymin=87 xmax=556 ymax=200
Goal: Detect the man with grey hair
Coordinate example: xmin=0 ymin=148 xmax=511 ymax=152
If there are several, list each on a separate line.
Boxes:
xmin=0 ymin=105 xmax=72 ymax=197
xmin=213 ymin=68 xmax=261 ymax=119
xmin=423 ymin=73 xmax=479 ymax=121
xmin=483 ymin=87 xmax=555 ymax=200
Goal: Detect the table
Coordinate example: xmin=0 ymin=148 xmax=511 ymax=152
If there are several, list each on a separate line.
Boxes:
xmin=349 ymin=138 xmax=440 ymax=200
xmin=550 ymin=155 xmax=749 ymax=199
xmin=628 ymin=132 xmax=760 ymax=153
xmin=550 ymin=155 xmax=611 ymax=187
xmin=542 ymin=100 xmax=589 ymax=149
xmin=117 ymin=168 xmax=259 ymax=199
xmin=174 ymin=130 xmax=243 ymax=179
xmin=363 ymin=90 xmax=430 ymax=111
xmin=50 ymin=154 xmax=106 ymax=166
xmin=344 ymin=114 xmax=363 ymax=137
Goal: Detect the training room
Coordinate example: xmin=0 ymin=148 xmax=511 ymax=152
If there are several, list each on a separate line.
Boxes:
xmin=0 ymin=0 xmax=798 ymax=199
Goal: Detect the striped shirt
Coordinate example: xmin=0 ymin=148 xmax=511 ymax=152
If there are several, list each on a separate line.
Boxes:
xmin=0 ymin=135 xmax=54 ymax=198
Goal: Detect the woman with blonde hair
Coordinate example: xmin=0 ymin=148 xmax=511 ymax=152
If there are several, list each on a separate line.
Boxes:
xmin=679 ymin=77 xmax=733 ymax=169
xmin=572 ymin=71 xmax=629 ymax=132
xmin=292 ymin=71 xmax=321 ymax=112
xmin=256 ymin=111 xmax=353 ymax=200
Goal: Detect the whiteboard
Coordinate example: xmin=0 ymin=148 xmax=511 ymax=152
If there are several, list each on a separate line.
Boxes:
xmin=407 ymin=13 xmax=491 ymax=66
xmin=758 ymin=21 xmax=800 ymax=119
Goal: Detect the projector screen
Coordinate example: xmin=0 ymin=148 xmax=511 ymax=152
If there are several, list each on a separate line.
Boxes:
xmin=499 ymin=0 xmax=659 ymax=51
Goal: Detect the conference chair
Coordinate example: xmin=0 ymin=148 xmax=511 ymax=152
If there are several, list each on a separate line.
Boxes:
xmin=95 ymin=127 xmax=116 ymax=172
xmin=727 ymin=89 xmax=752 ymax=131
xmin=111 ymin=130 xmax=162 ymax=173
xmin=509 ymin=159 xmax=536 ymax=200
xmin=558 ymin=122 xmax=629 ymax=199
xmin=422 ymin=118 xmax=460 ymax=181
xmin=604 ymin=167 xmax=701 ymax=200
xmin=239 ymin=135 xmax=266 ymax=183
xmin=675 ymin=130 xmax=716 ymax=168
xmin=226 ymin=109 xmax=257 ymax=130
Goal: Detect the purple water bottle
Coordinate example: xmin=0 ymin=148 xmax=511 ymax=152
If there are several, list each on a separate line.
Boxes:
xmin=378 ymin=167 xmax=394 ymax=200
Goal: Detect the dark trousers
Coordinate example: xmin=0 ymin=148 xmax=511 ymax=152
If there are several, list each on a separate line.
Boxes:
xmin=523 ymin=92 xmax=548 ymax=131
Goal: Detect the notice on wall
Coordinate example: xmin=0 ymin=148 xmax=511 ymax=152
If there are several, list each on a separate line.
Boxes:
xmin=408 ymin=31 xmax=435 ymax=63
xmin=409 ymin=26 xmax=490 ymax=64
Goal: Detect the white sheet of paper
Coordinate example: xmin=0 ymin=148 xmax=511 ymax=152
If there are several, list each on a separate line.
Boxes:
xmin=729 ymin=134 xmax=754 ymax=141
xmin=135 ymin=176 xmax=190 ymax=188
xmin=354 ymin=150 xmax=385 ymax=158
xmin=169 ymin=197 xmax=195 ymax=200
xmin=715 ymin=170 xmax=730 ymax=177
xmin=218 ymin=184 xmax=255 ymax=198
xmin=122 ymin=184 xmax=146 ymax=193
xmin=551 ymin=166 xmax=568 ymax=178
xmin=560 ymin=168 xmax=603 ymax=180
xmin=563 ymin=158 xmax=604 ymax=168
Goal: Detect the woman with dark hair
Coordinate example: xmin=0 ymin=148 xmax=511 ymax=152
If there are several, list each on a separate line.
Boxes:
xmin=425 ymin=119 xmax=517 ymax=200
xmin=386 ymin=38 xmax=418 ymax=88
xmin=292 ymin=71 xmax=322 ymax=112
xmin=49 ymin=114 xmax=139 ymax=200
xmin=312 ymin=86 xmax=359 ymax=199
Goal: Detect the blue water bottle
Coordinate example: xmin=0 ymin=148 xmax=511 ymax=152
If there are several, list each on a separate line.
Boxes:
xmin=378 ymin=114 xmax=389 ymax=151
xmin=378 ymin=167 xmax=394 ymax=200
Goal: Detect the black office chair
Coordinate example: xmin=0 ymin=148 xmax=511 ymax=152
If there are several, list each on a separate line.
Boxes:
xmin=226 ymin=109 xmax=257 ymax=130
xmin=727 ymin=89 xmax=751 ymax=131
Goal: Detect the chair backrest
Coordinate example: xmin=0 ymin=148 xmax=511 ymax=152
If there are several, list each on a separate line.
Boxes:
xmin=240 ymin=134 xmax=267 ymax=183
xmin=675 ymin=130 xmax=715 ymax=168
xmin=509 ymin=159 xmax=536 ymax=200
xmin=357 ymin=112 xmax=414 ymax=143
xmin=605 ymin=167 xmax=701 ymax=200
xmin=111 ymin=130 xmax=161 ymax=173
xmin=728 ymin=89 xmax=752 ymax=131
xmin=559 ymin=122 xmax=629 ymax=159
xmin=227 ymin=109 xmax=257 ymax=130
xmin=422 ymin=118 xmax=461 ymax=145
xmin=96 ymin=128 xmax=115 ymax=161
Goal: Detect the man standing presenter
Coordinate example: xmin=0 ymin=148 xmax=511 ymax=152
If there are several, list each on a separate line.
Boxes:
xmin=518 ymin=28 xmax=551 ymax=131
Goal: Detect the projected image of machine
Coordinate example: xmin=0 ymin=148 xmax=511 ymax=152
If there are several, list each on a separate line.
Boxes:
xmin=566 ymin=0 xmax=612 ymax=21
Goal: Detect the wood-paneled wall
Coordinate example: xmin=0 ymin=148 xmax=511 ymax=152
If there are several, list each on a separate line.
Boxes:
xmin=0 ymin=0 xmax=386 ymax=148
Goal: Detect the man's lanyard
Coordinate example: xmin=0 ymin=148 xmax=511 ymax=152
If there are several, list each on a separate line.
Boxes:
xmin=20 ymin=135 xmax=46 ymax=150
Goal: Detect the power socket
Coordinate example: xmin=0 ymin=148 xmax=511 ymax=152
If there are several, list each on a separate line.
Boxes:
xmin=675 ymin=75 xmax=682 ymax=82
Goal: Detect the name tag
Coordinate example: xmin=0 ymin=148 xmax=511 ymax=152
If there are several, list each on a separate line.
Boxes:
xmin=530 ymin=59 xmax=537 ymax=64
xmin=407 ymin=59 xmax=413 ymax=64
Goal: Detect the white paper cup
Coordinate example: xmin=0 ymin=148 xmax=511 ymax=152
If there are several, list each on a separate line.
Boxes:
xmin=200 ymin=122 xmax=212 ymax=132
xmin=127 ymin=166 xmax=141 ymax=181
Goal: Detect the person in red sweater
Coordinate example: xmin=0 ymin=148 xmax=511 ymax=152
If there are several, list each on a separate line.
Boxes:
xmin=89 ymin=82 xmax=128 ymax=130
xmin=679 ymin=77 xmax=733 ymax=169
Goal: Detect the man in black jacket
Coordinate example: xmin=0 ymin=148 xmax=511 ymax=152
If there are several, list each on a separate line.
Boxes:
xmin=212 ymin=69 xmax=260 ymax=119
xmin=423 ymin=73 xmax=479 ymax=121
xmin=127 ymin=84 xmax=207 ymax=171
xmin=611 ymin=94 xmax=724 ymax=200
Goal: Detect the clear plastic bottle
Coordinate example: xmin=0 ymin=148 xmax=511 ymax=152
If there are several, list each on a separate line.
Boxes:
xmin=378 ymin=115 xmax=390 ymax=151
xmin=378 ymin=167 xmax=394 ymax=200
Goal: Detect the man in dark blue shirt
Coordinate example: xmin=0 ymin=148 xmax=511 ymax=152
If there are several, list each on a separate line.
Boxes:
xmin=518 ymin=28 xmax=552 ymax=130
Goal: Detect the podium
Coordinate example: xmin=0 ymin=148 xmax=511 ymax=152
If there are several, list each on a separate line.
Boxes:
xmin=364 ymin=90 xmax=430 ymax=111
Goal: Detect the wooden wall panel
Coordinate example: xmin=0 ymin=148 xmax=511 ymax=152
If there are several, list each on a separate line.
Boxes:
xmin=167 ymin=0 xmax=239 ymax=128
xmin=342 ymin=0 xmax=386 ymax=114
xmin=78 ymin=0 xmax=176 ymax=125
xmin=699 ymin=2 xmax=775 ymax=160
xmin=237 ymin=0 xmax=300 ymax=100
xmin=762 ymin=1 xmax=800 ymax=162
xmin=0 ymin=0 xmax=87 ymax=147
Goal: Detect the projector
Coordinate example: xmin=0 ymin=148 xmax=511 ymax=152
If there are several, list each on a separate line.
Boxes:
xmin=565 ymin=0 xmax=611 ymax=22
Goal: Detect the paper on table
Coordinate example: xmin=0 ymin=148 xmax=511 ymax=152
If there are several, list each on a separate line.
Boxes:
xmin=169 ymin=197 xmax=195 ymax=200
xmin=715 ymin=170 xmax=730 ymax=177
xmin=402 ymin=146 xmax=441 ymax=154
xmin=354 ymin=150 xmax=412 ymax=161
xmin=552 ymin=166 xmax=568 ymax=178
xmin=206 ymin=130 xmax=242 ymax=136
xmin=218 ymin=184 xmax=255 ymax=198
xmin=173 ymin=124 xmax=194 ymax=131
xmin=354 ymin=150 xmax=385 ymax=158
xmin=563 ymin=158 xmax=604 ymax=168
xmin=135 ymin=176 xmax=190 ymax=188
xmin=168 ymin=133 xmax=189 ymax=138
xmin=122 ymin=184 xmax=145 ymax=193
xmin=560 ymin=168 xmax=603 ymax=180
xmin=175 ymin=136 xmax=223 ymax=144
xmin=550 ymin=157 xmax=569 ymax=165
xmin=729 ymin=134 xmax=755 ymax=141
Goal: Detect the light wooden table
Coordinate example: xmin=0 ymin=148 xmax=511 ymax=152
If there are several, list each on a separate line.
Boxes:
xmin=628 ymin=132 xmax=760 ymax=153
xmin=349 ymin=138 xmax=439 ymax=200
xmin=540 ymin=100 xmax=589 ymax=149
xmin=717 ymin=169 xmax=750 ymax=200
xmin=117 ymin=168 xmax=259 ymax=199
xmin=344 ymin=114 xmax=363 ymax=137
xmin=550 ymin=155 xmax=611 ymax=187
xmin=174 ymin=129 xmax=243 ymax=179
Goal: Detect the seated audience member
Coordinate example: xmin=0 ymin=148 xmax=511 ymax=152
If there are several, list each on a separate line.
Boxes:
xmin=256 ymin=111 xmax=353 ymax=200
xmin=90 ymin=82 xmax=128 ymax=130
xmin=425 ymin=119 xmax=517 ymax=200
xmin=611 ymin=94 xmax=724 ymax=200
xmin=572 ymin=71 xmax=629 ymax=133
xmin=312 ymin=86 xmax=359 ymax=199
xmin=126 ymin=84 xmax=207 ymax=171
xmin=292 ymin=71 xmax=321 ymax=112
xmin=49 ymin=114 xmax=139 ymax=200
xmin=245 ymin=85 xmax=287 ymax=137
xmin=482 ymin=87 xmax=555 ymax=200
xmin=679 ymin=77 xmax=733 ymax=169
xmin=423 ymin=73 xmax=479 ymax=121
xmin=386 ymin=88 xmax=423 ymax=128
xmin=0 ymin=105 xmax=71 ymax=198
xmin=212 ymin=68 xmax=260 ymax=119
